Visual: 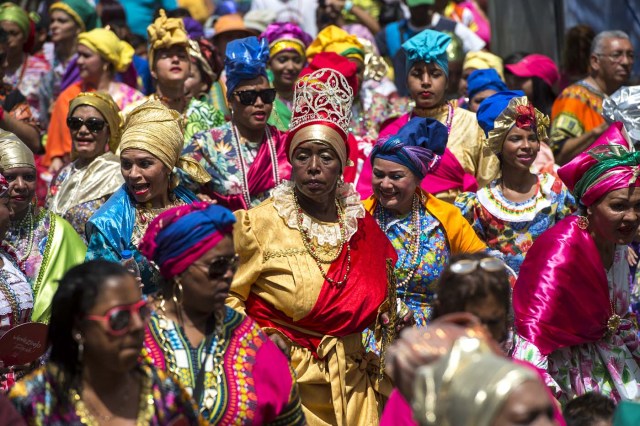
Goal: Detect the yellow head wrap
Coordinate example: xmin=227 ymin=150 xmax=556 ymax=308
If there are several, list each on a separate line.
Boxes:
xmin=463 ymin=51 xmax=505 ymax=80
xmin=306 ymin=25 xmax=365 ymax=62
xmin=78 ymin=28 xmax=134 ymax=73
xmin=147 ymin=9 xmax=189 ymax=66
xmin=0 ymin=3 xmax=30 ymax=38
xmin=119 ymin=100 xmax=210 ymax=184
xmin=69 ymin=92 xmax=123 ymax=153
xmin=0 ymin=131 xmax=35 ymax=170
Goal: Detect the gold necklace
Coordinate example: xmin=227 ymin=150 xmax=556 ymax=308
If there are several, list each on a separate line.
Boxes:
xmin=132 ymin=197 xmax=185 ymax=245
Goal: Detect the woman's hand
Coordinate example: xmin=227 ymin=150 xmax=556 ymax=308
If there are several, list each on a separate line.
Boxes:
xmin=627 ymin=246 xmax=639 ymax=267
xmin=49 ymin=157 xmax=64 ymax=173
xmin=380 ymin=308 xmax=416 ymax=334
xmin=196 ymin=193 xmax=217 ymax=204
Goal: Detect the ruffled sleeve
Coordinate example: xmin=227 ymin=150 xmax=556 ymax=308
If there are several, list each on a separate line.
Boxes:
xmin=511 ymin=334 xmax=563 ymax=400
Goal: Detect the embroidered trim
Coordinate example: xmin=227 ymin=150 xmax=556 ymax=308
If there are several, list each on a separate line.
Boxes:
xmin=263 ymin=248 xmax=308 ymax=261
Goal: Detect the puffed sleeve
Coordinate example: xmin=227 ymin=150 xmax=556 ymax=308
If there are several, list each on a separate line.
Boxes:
xmin=454 ymin=191 xmax=487 ymax=241
xmin=227 ymin=208 xmax=265 ymax=314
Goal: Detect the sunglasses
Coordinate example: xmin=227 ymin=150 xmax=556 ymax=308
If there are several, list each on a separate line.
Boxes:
xmin=86 ymin=300 xmax=151 ymax=336
xmin=233 ymin=89 xmax=277 ymax=106
xmin=449 ymin=257 xmax=505 ymax=275
xmin=198 ymin=254 xmax=240 ymax=279
xmin=67 ymin=116 xmax=107 ymax=133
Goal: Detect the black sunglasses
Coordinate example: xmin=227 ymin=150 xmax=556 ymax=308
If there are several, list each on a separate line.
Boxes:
xmin=206 ymin=254 xmax=240 ymax=278
xmin=233 ymin=89 xmax=277 ymax=106
xmin=67 ymin=116 xmax=107 ymax=133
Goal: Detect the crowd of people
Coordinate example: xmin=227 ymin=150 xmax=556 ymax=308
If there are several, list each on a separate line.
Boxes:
xmin=0 ymin=0 xmax=637 ymax=424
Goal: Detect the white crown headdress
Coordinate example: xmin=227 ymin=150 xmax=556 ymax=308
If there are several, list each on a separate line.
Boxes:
xmin=288 ymin=68 xmax=354 ymax=136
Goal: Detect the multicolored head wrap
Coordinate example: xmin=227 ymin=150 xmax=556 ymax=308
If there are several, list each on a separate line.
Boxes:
xmin=69 ymin=92 xmax=122 ymax=153
xmin=188 ymin=38 xmax=221 ymax=91
xmin=306 ymin=25 xmax=365 ymax=63
xmin=370 ymin=117 xmax=448 ymax=180
xmin=476 ymin=90 xmax=549 ymax=154
xmin=467 ymin=69 xmax=507 ymax=100
xmin=78 ymin=28 xmax=134 ymax=72
xmin=402 ymin=29 xmax=451 ymax=76
xmin=224 ymin=36 xmax=269 ymax=99
xmin=262 ymin=22 xmax=312 ymax=59
xmin=0 ymin=131 xmax=35 ymax=170
xmin=147 ymin=9 xmax=189 ymax=66
xmin=50 ymin=0 xmax=99 ymax=32
xmin=139 ymin=202 xmax=236 ymax=279
xmin=463 ymin=51 xmax=504 ymax=80
xmin=558 ymin=122 xmax=640 ymax=206
xmin=120 ymin=100 xmax=210 ymax=185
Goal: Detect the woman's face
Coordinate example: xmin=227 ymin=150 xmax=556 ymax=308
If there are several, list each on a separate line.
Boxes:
xmin=152 ymin=45 xmax=190 ymax=86
xmin=80 ymin=274 xmax=146 ymax=374
xmin=4 ymin=167 xmax=36 ymax=217
xmin=49 ymin=10 xmax=80 ymax=44
xmin=120 ymin=149 xmax=171 ymax=206
xmin=184 ymin=60 xmax=208 ymax=99
xmin=70 ymin=105 xmax=110 ymax=161
xmin=269 ymin=51 xmax=304 ymax=90
xmin=0 ymin=21 xmax=25 ymax=55
xmin=469 ymin=88 xmax=498 ymax=113
xmin=588 ymin=186 xmax=640 ymax=246
xmin=458 ymin=67 xmax=476 ymax=97
xmin=229 ymin=75 xmax=273 ymax=133
xmin=0 ymin=196 xmax=11 ymax=237
xmin=492 ymin=380 xmax=557 ymax=426
xmin=291 ymin=141 xmax=342 ymax=202
xmin=372 ymin=158 xmax=419 ymax=215
xmin=77 ymin=44 xmax=107 ymax=84
xmin=501 ymin=126 xmax=539 ymax=171
xmin=464 ymin=294 xmax=508 ymax=344
xmin=407 ymin=61 xmax=448 ymax=109
xmin=180 ymin=235 xmax=236 ymax=316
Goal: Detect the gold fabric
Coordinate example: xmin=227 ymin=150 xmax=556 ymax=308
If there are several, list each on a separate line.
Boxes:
xmin=120 ymin=99 xmax=210 ymax=184
xmin=270 ymin=40 xmax=306 ymax=58
xmin=462 ymin=51 xmax=504 ymax=80
xmin=69 ymin=92 xmax=123 ymax=153
xmin=0 ymin=131 xmax=35 ymax=170
xmin=227 ymin=200 xmax=390 ymax=426
xmin=188 ymin=39 xmax=215 ymax=82
xmin=48 ymin=152 xmax=123 ymax=216
xmin=306 ymin=25 xmax=365 ymax=62
xmin=488 ymin=96 xmax=550 ymax=154
xmin=414 ymin=102 xmax=500 ymax=203
xmin=289 ymin=125 xmax=348 ymax=169
xmin=78 ymin=28 xmax=134 ymax=72
xmin=413 ymin=337 xmax=538 ymax=426
xmin=147 ymin=9 xmax=189 ymax=65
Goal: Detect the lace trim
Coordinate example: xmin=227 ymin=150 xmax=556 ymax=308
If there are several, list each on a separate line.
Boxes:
xmin=272 ymin=180 xmax=365 ymax=247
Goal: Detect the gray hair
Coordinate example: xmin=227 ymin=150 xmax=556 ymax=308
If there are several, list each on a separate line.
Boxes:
xmin=591 ymin=30 xmax=631 ymax=54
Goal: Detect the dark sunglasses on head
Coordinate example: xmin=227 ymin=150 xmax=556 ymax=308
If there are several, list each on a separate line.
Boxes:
xmin=67 ymin=116 xmax=107 ymax=133
xmin=207 ymin=254 xmax=240 ymax=279
xmin=86 ymin=299 xmax=151 ymax=336
xmin=233 ymin=89 xmax=277 ymax=106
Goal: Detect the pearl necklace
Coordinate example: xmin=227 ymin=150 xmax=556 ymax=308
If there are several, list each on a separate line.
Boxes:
xmin=231 ymin=125 xmax=280 ymax=209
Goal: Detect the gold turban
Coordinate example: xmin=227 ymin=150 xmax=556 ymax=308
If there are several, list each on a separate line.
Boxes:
xmin=147 ymin=9 xmax=189 ymax=65
xmin=0 ymin=131 xmax=35 ymax=171
xmin=306 ymin=25 xmax=365 ymax=62
xmin=463 ymin=51 xmax=505 ymax=80
xmin=289 ymin=125 xmax=349 ymax=170
xmin=487 ymin=96 xmax=549 ymax=154
xmin=69 ymin=92 xmax=123 ymax=154
xmin=78 ymin=28 xmax=134 ymax=73
xmin=413 ymin=337 xmax=540 ymax=426
xmin=119 ymin=100 xmax=210 ymax=184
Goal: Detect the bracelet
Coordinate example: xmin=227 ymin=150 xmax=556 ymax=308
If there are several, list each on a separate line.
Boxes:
xmin=344 ymin=0 xmax=354 ymax=12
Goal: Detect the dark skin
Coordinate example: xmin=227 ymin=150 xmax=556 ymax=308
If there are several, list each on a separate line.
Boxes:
xmin=500 ymin=127 xmax=540 ymax=203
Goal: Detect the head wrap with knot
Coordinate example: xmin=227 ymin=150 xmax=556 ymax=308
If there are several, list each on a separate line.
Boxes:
xmin=0 ymin=131 xmax=35 ymax=170
xmin=262 ymin=22 xmax=312 ymax=59
xmin=119 ymin=100 xmax=210 ymax=185
xmin=476 ymin=90 xmax=549 ymax=155
xmin=50 ymin=0 xmax=99 ymax=32
xmin=603 ymin=86 xmax=640 ymax=145
xmin=467 ymin=69 xmax=507 ymax=100
xmin=224 ymin=36 xmax=269 ymax=98
xmin=558 ymin=122 xmax=640 ymax=207
xmin=139 ymin=202 xmax=236 ymax=279
xmin=287 ymin=52 xmax=357 ymax=170
xmin=402 ymin=29 xmax=451 ymax=76
xmin=69 ymin=92 xmax=123 ymax=154
xmin=463 ymin=51 xmax=505 ymax=81
xmin=0 ymin=3 xmax=34 ymax=52
xmin=78 ymin=28 xmax=134 ymax=72
xmin=370 ymin=117 xmax=448 ymax=180
xmin=188 ymin=38 xmax=221 ymax=91
xmin=147 ymin=9 xmax=189 ymax=66
xmin=306 ymin=25 xmax=365 ymax=63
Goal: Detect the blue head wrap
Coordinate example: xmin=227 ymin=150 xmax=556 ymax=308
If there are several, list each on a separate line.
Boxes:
xmin=476 ymin=90 xmax=525 ymax=136
xmin=370 ymin=117 xmax=448 ymax=180
xmin=225 ymin=36 xmax=269 ymax=98
xmin=402 ymin=29 xmax=451 ymax=76
xmin=467 ymin=69 xmax=508 ymax=100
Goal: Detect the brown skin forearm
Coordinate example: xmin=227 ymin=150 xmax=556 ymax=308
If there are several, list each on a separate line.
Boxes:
xmin=555 ymin=126 xmax=606 ymax=165
xmin=0 ymin=115 xmax=41 ymax=153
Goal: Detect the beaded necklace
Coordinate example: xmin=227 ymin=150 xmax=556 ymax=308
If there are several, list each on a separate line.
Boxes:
xmin=0 ymin=268 xmax=20 ymax=322
xmin=293 ymin=193 xmax=351 ymax=286
xmin=231 ymin=125 xmax=280 ymax=209
xmin=6 ymin=205 xmax=35 ymax=270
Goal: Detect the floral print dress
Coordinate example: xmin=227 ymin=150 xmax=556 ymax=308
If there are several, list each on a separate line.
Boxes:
xmin=512 ymin=245 xmax=640 ymax=403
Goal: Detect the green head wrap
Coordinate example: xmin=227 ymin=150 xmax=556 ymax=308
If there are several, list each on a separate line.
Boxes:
xmin=0 ymin=3 xmax=30 ymax=38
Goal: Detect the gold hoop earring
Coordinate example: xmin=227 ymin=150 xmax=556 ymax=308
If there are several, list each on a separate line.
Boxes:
xmin=173 ymin=278 xmax=184 ymax=307
xmin=577 ymin=215 xmax=589 ymax=230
